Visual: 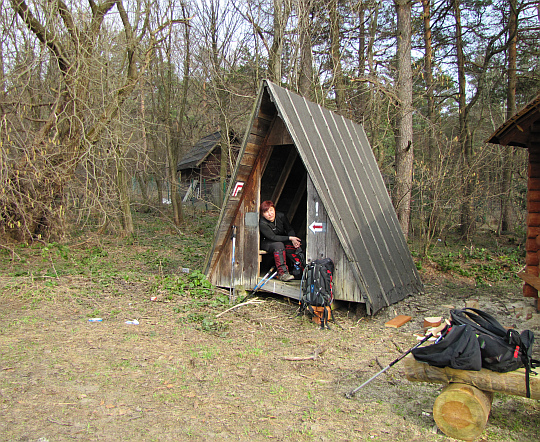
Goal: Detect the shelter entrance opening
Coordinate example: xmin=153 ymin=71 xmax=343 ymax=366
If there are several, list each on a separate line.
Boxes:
xmin=259 ymin=143 xmax=307 ymax=277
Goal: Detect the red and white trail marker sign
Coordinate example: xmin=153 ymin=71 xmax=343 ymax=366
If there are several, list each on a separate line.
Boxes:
xmin=232 ymin=181 xmax=244 ymax=197
xmin=309 ymin=221 xmax=325 ymax=233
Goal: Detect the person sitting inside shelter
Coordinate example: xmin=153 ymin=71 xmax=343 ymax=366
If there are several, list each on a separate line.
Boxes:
xmin=259 ymin=200 xmax=302 ymax=282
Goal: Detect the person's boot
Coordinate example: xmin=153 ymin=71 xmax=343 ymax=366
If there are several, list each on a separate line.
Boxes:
xmin=274 ymin=249 xmax=294 ymax=282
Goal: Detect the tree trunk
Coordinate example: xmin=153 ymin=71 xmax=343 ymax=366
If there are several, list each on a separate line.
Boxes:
xmin=167 ymin=130 xmax=183 ymax=224
xmin=434 ymin=383 xmax=493 ymax=441
xmin=209 ymin=1 xmax=230 ymax=207
xmin=392 ymin=0 xmax=414 ymax=238
xmin=115 ymin=148 xmax=134 ymax=236
xmin=297 ymin=0 xmax=313 ymax=98
xmin=163 ymin=4 xmax=183 ymax=226
xmin=354 ymin=3 xmax=367 ymax=120
xmin=0 ymin=39 xmax=5 ymax=95
xmin=219 ymin=120 xmax=230 ymax=207
xmin=367 ymin=5 xmax=384 ymax=166
xmin=5 ymin=0 xmax=157 ymax=241
xmin=174 ymin=1 xmax=191 ymax=219
xmin=422 ymin=0 xmax=436 ymax=169
xmin=453 ymin=0 xmax=475 ymax=239
xmin=268 ymin=0 xmax=291 ymax=83
xmin=500 ymin=0 xmax=518 ymax=234
xmin=420 ymin=0 xmax=442 ymax=252
xmin=137 ymin=80 xmax=151 ymax=213
xmin=329 ymin=0 xmax=345 ymax=112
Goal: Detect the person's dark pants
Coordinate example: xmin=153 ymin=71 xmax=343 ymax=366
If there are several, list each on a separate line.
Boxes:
xmin=261 ymin=241 xmax=304 ymax=277
xmin=261 ymin=241 xmax=289 ymax=276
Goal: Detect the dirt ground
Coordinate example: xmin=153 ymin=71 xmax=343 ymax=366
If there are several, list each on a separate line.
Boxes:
xmin=1 ymin=219 xmax=539 ymax=442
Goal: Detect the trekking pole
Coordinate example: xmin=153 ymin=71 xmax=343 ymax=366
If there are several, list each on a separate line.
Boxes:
xmin=345 ymin=324 xmax=448 ymax=399
xmin=229 ymin=225 xmax=237 ymax=303
xmin=239 ymin=267 xmax=277 ymax=304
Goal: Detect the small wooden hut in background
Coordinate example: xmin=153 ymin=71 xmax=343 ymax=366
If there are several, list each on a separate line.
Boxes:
xmin=489 ymin=95 xmax=540 ymax=311
xmin=177 ymin=131 xmax=240 ymax=204
xmin=204 ymin=80 xmax=423 ymax=315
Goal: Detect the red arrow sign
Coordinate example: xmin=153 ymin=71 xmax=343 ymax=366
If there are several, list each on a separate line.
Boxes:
xmin=309 ymin=222 xmax=324 ymax=233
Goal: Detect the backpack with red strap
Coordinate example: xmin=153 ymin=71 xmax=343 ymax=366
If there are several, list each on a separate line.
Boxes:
xmin=300 ymin=258 xmax=334 ymax=329
xmin=450 ymin=307 xmax=539 ymax=397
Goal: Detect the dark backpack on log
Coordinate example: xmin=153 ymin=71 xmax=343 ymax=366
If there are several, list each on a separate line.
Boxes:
xmin=450 ymin=307 xmax=539 ymax=397
xmin=412 ymin=324 xmax=482 ymax=371
xmin=300 ymin=258 xmax=334 ymax=329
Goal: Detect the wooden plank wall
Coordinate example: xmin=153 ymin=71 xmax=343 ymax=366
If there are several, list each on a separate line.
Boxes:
xmin=306 ymin=176 xmax=363 ymax=303
xmin=208 ymin=103 xmax=275 ymax=290
xmin=525 ymin=138 xmax=540 ymax=310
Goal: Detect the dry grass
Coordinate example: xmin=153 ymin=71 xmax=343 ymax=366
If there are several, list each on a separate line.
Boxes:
xmin=0 ymin=210 xmax=538 ymax=441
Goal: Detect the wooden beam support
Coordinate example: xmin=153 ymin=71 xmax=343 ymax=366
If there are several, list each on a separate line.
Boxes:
xmin=517 ymin=272 xmax=540 ymax=293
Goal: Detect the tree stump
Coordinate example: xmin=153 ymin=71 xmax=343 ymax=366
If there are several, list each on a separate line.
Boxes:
xmin=433 ymin=383 xmax=493 ymax=441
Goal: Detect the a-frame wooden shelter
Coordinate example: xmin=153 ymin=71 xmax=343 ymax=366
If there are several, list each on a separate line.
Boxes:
xmin=204 ymin=80 xmax=423 ymax=314
xmin=489 ymin=94 xmax=540 ymax=311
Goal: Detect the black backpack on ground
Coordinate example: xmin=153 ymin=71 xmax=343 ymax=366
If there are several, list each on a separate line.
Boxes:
xmin=300 ymin=258 xmax=334 ymax=329
xmin=450 ymin=307 xmax=539 ymax=398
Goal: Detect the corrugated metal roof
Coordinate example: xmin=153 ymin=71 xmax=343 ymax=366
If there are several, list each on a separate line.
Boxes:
xmin=177 ymin=131 xmax=221 ymax=171
xmin=266 ymin=82 xmax=422 ymax=314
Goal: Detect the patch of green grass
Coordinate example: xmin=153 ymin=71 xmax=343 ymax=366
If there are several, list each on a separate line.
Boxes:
xmin=238 ymin=345 xmax=264 ymax=358
xmin=123 ymin=333 xmax=139 ymax=342
xmin=111 ymin=359 xmax=133 ymax=369
xmin=153 ymin=391 xmax=181 ymax=403
xmin=426 ymin=243 xmax=523 ymax=285
xmin=87 ymin=309 xmax=101 ymax=318
xmin=191 ymin=345 xmax=219 ymax=360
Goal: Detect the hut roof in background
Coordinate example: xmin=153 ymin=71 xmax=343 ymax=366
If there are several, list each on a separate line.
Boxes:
xmin=177 ymin=131 xmax=222 ymax=171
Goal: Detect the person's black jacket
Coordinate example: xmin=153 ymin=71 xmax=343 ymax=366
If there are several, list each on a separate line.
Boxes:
xmin=259 ymin=211 xmax=295 ymax=243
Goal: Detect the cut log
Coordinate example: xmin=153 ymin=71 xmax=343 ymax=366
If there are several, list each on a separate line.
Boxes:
xmin=433 ymin=383 xmax=493 ymax=441
xmin=423 ymin=316 xmax=442 ymax=328
xmin=403 ymin=356 xmax=540 ymax=400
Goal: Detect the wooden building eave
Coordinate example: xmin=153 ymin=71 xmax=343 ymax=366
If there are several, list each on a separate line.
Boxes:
xmin=488 ymin=95 xmax=540 ymax=147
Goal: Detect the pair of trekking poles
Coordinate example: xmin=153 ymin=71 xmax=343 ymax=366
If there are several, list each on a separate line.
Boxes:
xmin=230 ymin=225 xmax=279 ymax=304
xmin=237 ymin=266 xmax=277 ymax=304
